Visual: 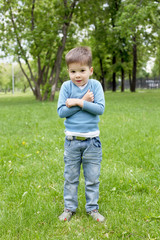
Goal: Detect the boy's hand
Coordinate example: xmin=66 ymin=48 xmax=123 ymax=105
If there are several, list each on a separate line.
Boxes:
xmin=66 ymin=98 xmax=83 ymax=108
xmin=66 ymin=89 xmax=94 ymax=108
xmin=82 ymin=90 xmax=94 ymax=102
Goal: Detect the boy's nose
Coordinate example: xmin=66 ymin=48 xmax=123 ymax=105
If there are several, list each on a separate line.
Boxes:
xmin=75 ymin=72 xmax=80 ymax=78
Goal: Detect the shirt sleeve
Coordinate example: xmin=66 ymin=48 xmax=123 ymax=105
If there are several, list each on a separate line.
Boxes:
xmin=82 ymin=81 xmax=105 ymax=115
xmin=57 ymin=82 xmax=81 ymax=118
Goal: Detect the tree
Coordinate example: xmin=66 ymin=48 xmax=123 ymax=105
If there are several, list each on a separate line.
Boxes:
xmin=75 ymin=0 xmax=118 ymax=91
xmin=82 ymin=0 xmax=158 ymax=93
xmin=149 ymin=0 xmax=160 ymax=79
xmin=1 ymin=0 xmax=80 ymax=100
xmin=117 ymin=0 xmax=157 ymax=92
xmin=85 ymin=2 xmax=111 ymax=91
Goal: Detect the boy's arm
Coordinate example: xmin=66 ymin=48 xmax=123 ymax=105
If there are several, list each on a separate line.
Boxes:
xmin=66 ymin=82 xmax=105 ymax=116
xmin=82 ymin=87 xmax=105 ymax=115
xmin=65 ymin=89 xmax=94 ymax=108
xmin=57 ymin=83 xmax=81 ymax=118
xmin=82 ymin=100 xmax=104 ymax=115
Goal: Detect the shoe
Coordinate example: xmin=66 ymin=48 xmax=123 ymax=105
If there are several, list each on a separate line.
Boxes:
xmin=59 ymin=209 xmax=74 ymax=222
xmin=88 ymin=209 xmax=105 ymax=222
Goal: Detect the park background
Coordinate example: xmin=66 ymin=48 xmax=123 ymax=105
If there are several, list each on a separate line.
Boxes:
xmin=1 ymin=0 xmax=160 ymax=95
xmin=0 ymin=0 xmax=160 ymax=239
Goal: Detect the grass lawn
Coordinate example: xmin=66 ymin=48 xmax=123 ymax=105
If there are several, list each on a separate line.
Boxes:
xmin=0 ymin=90 xmax=160 ymax=239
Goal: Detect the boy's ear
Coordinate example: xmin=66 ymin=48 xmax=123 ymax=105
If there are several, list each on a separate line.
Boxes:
xmin=90 ymin=67 xmax=93 ymax=76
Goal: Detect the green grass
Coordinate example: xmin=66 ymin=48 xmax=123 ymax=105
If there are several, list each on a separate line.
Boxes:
xmin=0 ymin=90 xmax=160 ymax=240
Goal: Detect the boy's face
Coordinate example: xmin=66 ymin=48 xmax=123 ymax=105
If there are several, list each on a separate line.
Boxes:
xmin=68 ymin=62 xmax=93 ymax=87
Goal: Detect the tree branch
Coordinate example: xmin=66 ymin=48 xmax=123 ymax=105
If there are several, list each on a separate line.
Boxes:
xmin=31 ymin=0 xmax=36 ymax=31
xmin=68 ymin=0 xmax=79 ymax=22
xmin=43 ymin=51 xmax=52 ymax=83
xmin=137 ymin=0 xmax=143 ymax=7
xmin=30 ymin=0 xmax=42 ymax=84
xmin=49 ymin=0 xmax=79 ymax=84
xmin=18 ymin=57 xmax=35 ymax=93
xmin=7 ymin=0 xmax=36 ymax=84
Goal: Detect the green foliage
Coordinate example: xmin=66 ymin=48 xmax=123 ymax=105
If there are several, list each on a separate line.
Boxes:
xmin=1 ymin=0 xmax=80 ymax=100
xmin=2 ymin=0 xmax=61 ymax=59
xmin=0 ymin=64 xmax=12 ymax=91
xmin=0 ymin=90 xmax=160 ymax=239
xmin=1 ymin=0 xmax=160 ymax=95
xmin=76 ymin=0 xmax=157 ymax=89
xmin=150 ymin=56 xmax=160 ymax=78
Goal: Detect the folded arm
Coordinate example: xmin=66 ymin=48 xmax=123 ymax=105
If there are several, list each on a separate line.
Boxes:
xmin=58 ymin=104 xmax=81 ymax=118
xmin=65 ymin=84 xmax=105 ymax=116
xmin=57 ymin=83 xmax=81 ymax=118
xmin=57 ymin=81 xmax=105 ymax=118
xmin=65 ymin=89 xmax=94 ymax=108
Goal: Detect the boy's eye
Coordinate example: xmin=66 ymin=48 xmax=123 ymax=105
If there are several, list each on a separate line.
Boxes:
xmin=81 ymin=69 xmax=85 ymax=72
xmin=71 ymin=71 xmax=75 ymax=73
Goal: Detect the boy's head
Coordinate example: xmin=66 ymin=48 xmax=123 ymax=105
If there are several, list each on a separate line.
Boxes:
xmin=65 ymin=46 xmax=92 ymax=68
xmin=65 ymin=46 xmax=93 ymax=87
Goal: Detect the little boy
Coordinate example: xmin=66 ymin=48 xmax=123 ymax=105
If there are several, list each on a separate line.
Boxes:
xmin=57 ymin=46 xmax=105 ymax=222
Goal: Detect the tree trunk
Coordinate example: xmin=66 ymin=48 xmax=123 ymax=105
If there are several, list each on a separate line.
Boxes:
xmin=129 ymin=70 xmax=132 ymax=91
xmin=130 ymin=35 xmax=137 ymax=92
xmin=99 ymin=57 xmax=106 ymax=91
xmin=121 ymin=68 xmax=124 ymax=92
xmin=112 ymin=55 xmax=116 ymax=92
xmin=49 ymin=26 xmax=68 ymax=101
xmin=121 ymin=57 xmax=124 ymax=92
xmin=34 ymin=83 xmax=42 ymax=101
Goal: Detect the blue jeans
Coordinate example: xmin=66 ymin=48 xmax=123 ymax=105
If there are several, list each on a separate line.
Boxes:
xmin=63 ymin=137 xmax=102 ymax=213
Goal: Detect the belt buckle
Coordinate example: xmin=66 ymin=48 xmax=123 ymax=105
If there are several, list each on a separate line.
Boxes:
xmin=75 ymin=136 xmax=86 ymax=141
xmin=67 ymin=136 xmax=73 ymax=140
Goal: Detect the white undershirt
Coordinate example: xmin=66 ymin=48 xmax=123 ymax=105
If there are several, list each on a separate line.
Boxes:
xmin=79 ymin=83 xmax=87 ymax=90
xmin=65 ymin=130 xmax=100 ymax=138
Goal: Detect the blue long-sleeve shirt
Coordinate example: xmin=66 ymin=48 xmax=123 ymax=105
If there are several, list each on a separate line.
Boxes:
xmin=57 ymin=79 xmax=105 ymax=133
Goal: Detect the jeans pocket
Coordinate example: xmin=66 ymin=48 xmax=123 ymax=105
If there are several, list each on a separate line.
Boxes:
xmin=92 ymin=137 xmax=101 ymax=148
xmin=64 ymin=137 xmax=72 ymax=148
